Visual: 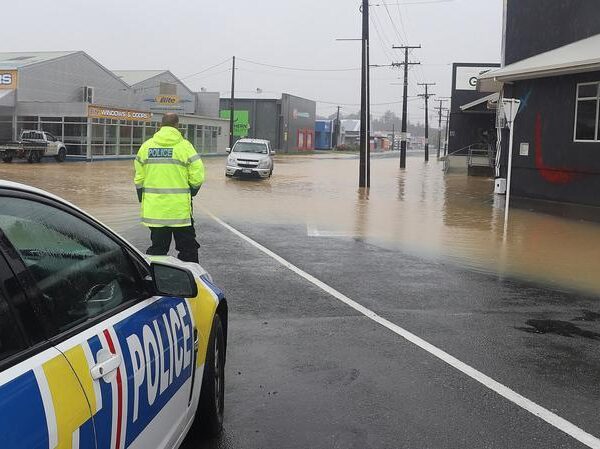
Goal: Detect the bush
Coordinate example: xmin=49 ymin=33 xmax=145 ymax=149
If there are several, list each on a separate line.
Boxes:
xmin=334 ymin=144 xmax=359 ymax=152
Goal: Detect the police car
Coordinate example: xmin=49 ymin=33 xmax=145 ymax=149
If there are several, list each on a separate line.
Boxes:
xmin=0 ymin=181 xmax=228 ymax=449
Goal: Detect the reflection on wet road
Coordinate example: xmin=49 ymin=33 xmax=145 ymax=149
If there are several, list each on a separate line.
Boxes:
xmin=2 ymin=153 xmax=599 ymax=296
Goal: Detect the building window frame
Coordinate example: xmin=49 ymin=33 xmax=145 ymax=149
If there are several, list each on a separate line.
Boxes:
xmin=573 ymin=81 xmax=600 ymax=143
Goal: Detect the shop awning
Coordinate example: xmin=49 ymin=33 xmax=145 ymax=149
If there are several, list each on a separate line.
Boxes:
xmin=479 ymin=33 xmax=600 ymax=83
xmin=460 ymin=92 xmax=500 ymax=112
xmin=0 ymin=89 xmax=15 ymax=107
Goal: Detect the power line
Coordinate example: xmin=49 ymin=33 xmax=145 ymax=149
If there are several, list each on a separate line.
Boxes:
xmin=180 ymin=57 xmax=233 ymax=80
xmin=370 ymin=9 xmax=394 ymax=61
xmin=317 ymin=97 xmax=420 ymax=106
xmin=237 ymin=57 xmax=361 ymax=73
xmin=371 ymin=0 xmax=455 ymax=6
xmin=381 ymin=1 xmax=404 ymax=44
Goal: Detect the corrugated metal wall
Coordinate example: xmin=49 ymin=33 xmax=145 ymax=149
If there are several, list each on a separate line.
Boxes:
xmin=17 ymin=52 xmax=132 ymax=115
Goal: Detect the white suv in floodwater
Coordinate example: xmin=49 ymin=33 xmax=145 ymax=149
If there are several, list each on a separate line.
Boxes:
xmin=225 ymin=139 xmax=274 ymax=179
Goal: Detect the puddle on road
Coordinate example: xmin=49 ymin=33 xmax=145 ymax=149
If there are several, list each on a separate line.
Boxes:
xmin=1 ymin=153 xmax=599 ymax=297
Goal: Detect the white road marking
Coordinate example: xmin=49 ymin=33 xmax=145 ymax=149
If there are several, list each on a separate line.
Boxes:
xmin=207 ymin=211 xmax=600 ymax=449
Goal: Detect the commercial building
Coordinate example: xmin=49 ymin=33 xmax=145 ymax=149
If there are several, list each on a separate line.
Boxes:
xmin=219 ymin=94 xmax=316 ymax=152
xmin=479 ymin=1 xmax=600 ymax=207
xmin=0 ymin=51 xmax=228 ymax=160
xmin=315 ymin=120 xmax=333 ymax=150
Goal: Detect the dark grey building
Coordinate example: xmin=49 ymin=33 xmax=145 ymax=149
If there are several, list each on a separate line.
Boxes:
xmin=220 ymin=93 xmax=316 ymax=152
xmin=481 ymin=0 xmax=600 ymax=207
xmin=447 ymin=63 xmax=500 ymax=155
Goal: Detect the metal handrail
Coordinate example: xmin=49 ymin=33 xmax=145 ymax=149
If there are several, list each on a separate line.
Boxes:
xmin=444 ymin=143 xmax=495 ymax=173
xmin=443 ymin=144 xmax=479 ymax=172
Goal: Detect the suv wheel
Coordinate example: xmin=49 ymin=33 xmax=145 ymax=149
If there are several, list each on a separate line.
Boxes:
xmin=55 ymin=147 xmax=67 ymax=162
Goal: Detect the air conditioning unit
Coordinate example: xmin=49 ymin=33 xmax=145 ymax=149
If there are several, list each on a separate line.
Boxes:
xmin=83 ymin=86 xmax=94 ymax=104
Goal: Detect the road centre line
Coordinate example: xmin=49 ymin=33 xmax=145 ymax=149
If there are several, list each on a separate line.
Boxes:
xmin=206 ymin=211 xmax=600 ymax=449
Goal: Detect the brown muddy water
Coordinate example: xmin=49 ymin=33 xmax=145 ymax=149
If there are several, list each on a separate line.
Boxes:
xmin=1 ymin=154 xmax=599 ymax=296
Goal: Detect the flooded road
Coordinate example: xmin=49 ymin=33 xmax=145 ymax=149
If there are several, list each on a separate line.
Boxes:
xmin=1 ymin=153 xmax=599 ymax=296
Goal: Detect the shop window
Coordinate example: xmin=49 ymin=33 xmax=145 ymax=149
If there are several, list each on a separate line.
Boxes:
xmin=64 ymin=119 xmax=87 ymax=156
xmin=575 ymin=82 xmax=600 ymax=142
xmin=188 ymin=125 xmax=196 ymax=146
xmin=119 ymin=123 xmax=132 ymax=156
xmin=132 ymin=124 xmax=144 ymax=155
xmin=0 ymin=117 xmax=12 ymax=141
xmin=40 ymin=121 xmax=62 ymax=138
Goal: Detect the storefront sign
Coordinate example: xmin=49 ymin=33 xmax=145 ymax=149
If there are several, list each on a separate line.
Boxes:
xmin=88 ymin=105 xmax=151 ymax=121
xmin=293 ymin=109 xmax=311 ymax=119
xmin=455 ymin=67 xmax=494 ymax=91
xmin=0 ymin=70 xmax=17 ymax=90
xmin=155 ymin=95 xmax=180 ymax=106
xmin=220 ymin=110 xmax=249 ymax=137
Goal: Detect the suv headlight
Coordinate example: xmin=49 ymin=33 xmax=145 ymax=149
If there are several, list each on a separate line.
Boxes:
xmin=227 ymin=156 xmax=237 ymax=166
xmin=257 ymin=158 xmax=270 ymax=169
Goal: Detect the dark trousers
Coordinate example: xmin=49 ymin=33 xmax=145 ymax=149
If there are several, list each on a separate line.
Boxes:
xmin=147 ymin=225 xmax=200 ymax=263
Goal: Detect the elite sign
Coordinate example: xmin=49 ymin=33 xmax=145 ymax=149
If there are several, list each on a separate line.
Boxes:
xmin=0 ymin=70 xmax=17 ymax=90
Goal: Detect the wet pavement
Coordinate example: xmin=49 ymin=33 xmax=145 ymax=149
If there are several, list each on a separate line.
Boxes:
xmin=1 ymin=154 xmax=599 ymax=448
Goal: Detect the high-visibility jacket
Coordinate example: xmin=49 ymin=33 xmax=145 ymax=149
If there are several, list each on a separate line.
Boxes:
xmin=134 ymin=126 xmax=204 ymax=227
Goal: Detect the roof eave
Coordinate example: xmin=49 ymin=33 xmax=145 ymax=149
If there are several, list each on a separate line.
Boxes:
xmin=482 ymin=60 xmax=600 ymax=83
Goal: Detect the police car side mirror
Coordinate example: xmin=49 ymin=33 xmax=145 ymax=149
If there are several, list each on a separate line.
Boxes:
xmin=226 ymin=148 xmax=231 ymax=153
xmin=150 ymin=261 xmax=198 ymax=298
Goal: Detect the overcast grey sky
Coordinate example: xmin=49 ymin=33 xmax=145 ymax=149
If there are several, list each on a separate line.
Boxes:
xmin=1 ymin=0 xmax=503 ymax=122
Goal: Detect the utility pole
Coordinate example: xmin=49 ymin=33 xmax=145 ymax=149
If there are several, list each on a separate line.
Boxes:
xmin=359 ymin=0 xmax=370 ymax=188
xmin=444 ymin=109 xmax=451 ymax=156
xmin=434 ymin=98 xmax=448 ymax=158
xmin=391 ymin=122 xmax=395 ymax=151
xmin=418 ymin=82 xmax=435 ymax=162
xmin=392 ymin=45 xmax=421 ymax=169
xmin=334 ymin=105 xmax=341 ymax=148
xmin=229 ymin=56 xmax=236 ymax=149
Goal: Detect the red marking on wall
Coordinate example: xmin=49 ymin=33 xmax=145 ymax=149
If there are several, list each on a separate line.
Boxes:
xmin=534 ymin=113 xmax=577 ymax=184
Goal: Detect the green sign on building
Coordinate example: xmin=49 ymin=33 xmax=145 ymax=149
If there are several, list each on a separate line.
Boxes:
xmin=220 ymin=110 xmax=249 ymax=137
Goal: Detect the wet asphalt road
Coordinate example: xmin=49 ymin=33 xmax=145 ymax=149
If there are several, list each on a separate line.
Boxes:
xmin=3 ymin=155 xmax=599 ymax=448
xmin=122 ymin=214 xmax=600 ymax=449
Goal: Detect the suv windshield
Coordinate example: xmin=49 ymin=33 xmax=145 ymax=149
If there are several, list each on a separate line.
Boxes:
xmin=233 ymin=142 xmax=268 ymax=154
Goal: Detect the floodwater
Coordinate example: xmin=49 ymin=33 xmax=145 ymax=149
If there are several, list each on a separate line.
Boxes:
xmin=1 ymin=153 xmax=599 ymax=296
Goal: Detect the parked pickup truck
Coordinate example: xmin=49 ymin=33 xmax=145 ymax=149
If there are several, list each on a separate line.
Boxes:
xmin=0 ymin=130 xmax=68 ymax=163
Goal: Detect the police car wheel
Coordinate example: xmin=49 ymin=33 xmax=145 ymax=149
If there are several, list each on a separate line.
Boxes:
xmin=193 ymin=313 xmax=225 ymax=438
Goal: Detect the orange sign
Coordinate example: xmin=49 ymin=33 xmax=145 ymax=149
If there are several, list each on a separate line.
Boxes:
xmin=0 ymin=70 xmax=17 ymax=90
xmin=88 ymin=105 xmax=151 ymax=121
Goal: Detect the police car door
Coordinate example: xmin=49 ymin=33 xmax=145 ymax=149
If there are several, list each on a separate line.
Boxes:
xmin=0 ymin=215 xmax=95 ymax=448
xmin=0 ymin=192 xmax=196 ymax=449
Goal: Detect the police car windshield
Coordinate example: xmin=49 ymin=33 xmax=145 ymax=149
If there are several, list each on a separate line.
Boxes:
xmin=233 ymin=142 xmax=268 ymax=154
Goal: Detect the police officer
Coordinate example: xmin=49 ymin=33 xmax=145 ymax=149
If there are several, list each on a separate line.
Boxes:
xmin=134 ymin=113 xmax=204 ymax=263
